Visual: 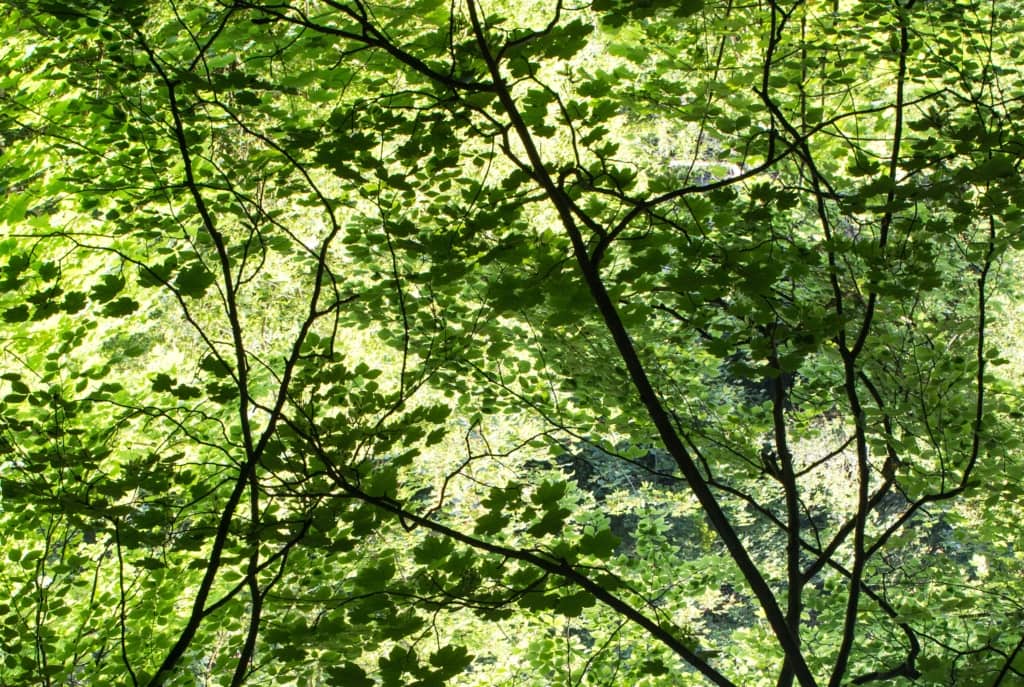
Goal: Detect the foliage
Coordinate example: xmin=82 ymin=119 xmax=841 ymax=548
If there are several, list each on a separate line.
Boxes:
xmin=1 ymin=0 xmax=1023 ymax=685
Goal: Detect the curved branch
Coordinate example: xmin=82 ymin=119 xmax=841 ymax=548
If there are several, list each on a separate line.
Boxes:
xmin=462 ymin=1 xmax=818 ymax=685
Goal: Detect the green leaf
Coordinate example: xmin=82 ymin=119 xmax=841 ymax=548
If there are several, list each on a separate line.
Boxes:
xmin=355 ymin=559 xmax=396 ymax=589
xmin=61 ymin=291 xmax=88 ymax=313
xmin=101 ymin=297 xmax=139 ymax=317
xmin=474 ymin=509 xmax=510 ymax=535
xmin=413 ymin=536 xmax=454 ymax=564
xmin=151 ymin=373 xmax=174 ymax=393
xmin=37 ymin=261 xmax=58 ymax=280
xmin=542 ymin=19 xmax=594 ymax=60
xmin=527 ymin=506 xmax=571 ymax=537
xmin=555 ymin=590 xmax=596 ymax=617
xmin=325 ymin=662 xmax=374 ymax=687
xmin=170 ymin=383 xmax=202 ymax=400
xmin=848 ymin=151 xmax=879 ymax=177
xmin=973 ymin=155 xmax=1016 ymax=181
xmin=428 ymin=645 xmax=473 ymax=679
xmin=199 ymin=355 xmax=232 ymax=378
xmin=0 ymin=193 xmax=31 ymax=223
xmin=674 ymin=0 xmax=704 ymax=17
xmin=530 ymin=479 xmax=567 ymax=506
xmin=2 ymin=305 xmax=29 ymax=323
xmin=380 ymin=646 xmax=418 ymax=687
xmin=234 ymin=91 xmax=261 ymax=106
xmin=90 ymin=274 xmax=126 ymax=303
xmin=174 ymin=261 xmax=215 ymax=298
xmin=138 ymin=257 xmax=177 ymax=288
xmin=640 ymin=658 xmax=670 ymax=676
xmin=579 ymin=527 xmax=621 ymax=558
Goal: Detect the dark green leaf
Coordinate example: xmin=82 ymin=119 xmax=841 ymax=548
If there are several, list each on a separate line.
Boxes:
xmin=2 ymin=305 xmax=29 ymax=323
xmin=89 ymin=274 xmax=126 ymax=303
xmin=174 ymin=261 xmax=215 ymax=298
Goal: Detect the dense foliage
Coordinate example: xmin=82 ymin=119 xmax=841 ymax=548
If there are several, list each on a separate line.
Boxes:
xmin=1 ymin=0 xmax=1023 ymax=685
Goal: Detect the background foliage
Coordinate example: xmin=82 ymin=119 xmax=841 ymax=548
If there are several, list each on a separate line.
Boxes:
xmin=1 ymin=0 xmax=1023 ymax=685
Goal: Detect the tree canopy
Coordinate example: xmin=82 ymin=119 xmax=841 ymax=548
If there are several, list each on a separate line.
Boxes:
xmin=1 ymin=0 xmax=1023 ymax=685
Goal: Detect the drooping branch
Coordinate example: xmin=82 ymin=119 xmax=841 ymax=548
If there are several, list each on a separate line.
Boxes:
xmin=238 ymin=0 xmax=496 ymax=94
xmin=462 ymin=1 xmax=819 ymax=685
xmin=301 ymin=441 xmax=742 ymax=687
